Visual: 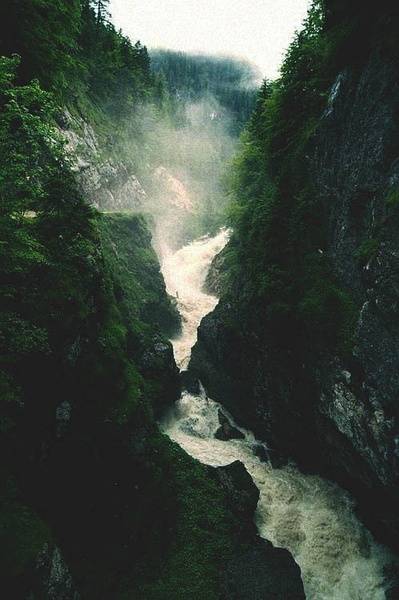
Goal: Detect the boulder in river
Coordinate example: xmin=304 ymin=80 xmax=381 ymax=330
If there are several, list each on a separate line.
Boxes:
xmin=213 ymin=460 xmax=259 ymax=522
xmin=253 ymin=442 xmax=289 ymax=468
xmin=213 ymin=461 xmax=305 ymax=599
xmin=215 ymin=410 xmax=245 ymax=441
xmin=180 ymin=371 xmax=201 ymax=395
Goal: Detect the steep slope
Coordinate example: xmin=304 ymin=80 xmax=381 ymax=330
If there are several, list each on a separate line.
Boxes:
xmin=0 ymin=170 xmax=303 ymax=597
xmin=191 ymin=0 xmax=399 ymax=551
xmin=0 ymin=6 xmax=305 ymax=597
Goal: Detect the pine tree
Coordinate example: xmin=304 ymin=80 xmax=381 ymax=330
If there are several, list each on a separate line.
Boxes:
xmin=94 ymin=0 xmax=110 ymax=23
xmin=0 ymin=0 xmax=82 ymax=93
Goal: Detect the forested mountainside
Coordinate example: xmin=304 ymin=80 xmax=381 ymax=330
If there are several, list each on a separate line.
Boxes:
xmin=0 ymin=0 xmax=157 ymax=109
xmin=0 ymin=1 xmax=305 ymax=598
xmin=151 ymin=50 xmax=259 ymax=133
xmin=0 ymin=1 xmax=255 ymax=241
xmin=191 ymin=0 xmax=399 ymax=552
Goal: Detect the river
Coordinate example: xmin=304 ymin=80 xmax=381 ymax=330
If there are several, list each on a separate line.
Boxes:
xmin=158 ymin=229 xmax=394 ymax=599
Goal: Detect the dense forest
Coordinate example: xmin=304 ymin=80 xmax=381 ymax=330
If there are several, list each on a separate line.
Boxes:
xmin=151 ymin=50 xmax=259 ymax=133
xmin=0 ymin=0 xmax=157 ymax=109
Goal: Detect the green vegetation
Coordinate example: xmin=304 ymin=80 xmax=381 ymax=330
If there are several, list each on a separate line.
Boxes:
xmin=97 ymin=212 xmax=180 ymax=420
xmin=0 ymin=0 xmax=176 ymax=195
xmin=354 ymin=238 xmax=380 ymax=265
xmin=0 ymin=0 xmax=158 ymax=109
xmin=131 ymin=436 xmax=238 ymax=600
xmin=0 ymin=53 xmax=236 ymax=596
xmin=99 ymin=213 xmax=180 ymax=339
xmin=386 ymin=185 xmax=399 ymax=208
xmin=0 ymin=1 xmax=249 ymax=242
xmin=0 ymin=4 xmax=261 ymax=597
xmin=225 ymin=0 xmax=357 ymax=355
xmin=0 ymin=54 xmax=97 ymax=412
xmin=0 ymin=492 xmax=51 ymax=579
xmin=151 ymin=50 xmax=259 ymax=133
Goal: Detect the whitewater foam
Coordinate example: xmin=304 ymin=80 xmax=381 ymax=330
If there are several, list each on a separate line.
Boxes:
xmin=158 ymin=230 xmax=395 ymax=599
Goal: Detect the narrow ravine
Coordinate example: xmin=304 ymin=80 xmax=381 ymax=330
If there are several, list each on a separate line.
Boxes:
xmin=158 ymin=230 xmax=394 ymax=599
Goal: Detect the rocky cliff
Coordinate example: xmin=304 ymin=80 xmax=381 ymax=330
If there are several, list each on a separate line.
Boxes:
xmin=58 ymin=109 xmax=148 ymax=212
xmin=190 ymin=2 xmax=399 ymax=551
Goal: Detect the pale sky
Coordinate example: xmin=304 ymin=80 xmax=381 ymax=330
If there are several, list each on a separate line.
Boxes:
xmin=109 ymin=0 xmax=311 ymax=79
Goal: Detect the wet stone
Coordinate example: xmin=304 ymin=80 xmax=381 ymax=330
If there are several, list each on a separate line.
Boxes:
xmin=215 ymin=409 xmax=245 ymax=441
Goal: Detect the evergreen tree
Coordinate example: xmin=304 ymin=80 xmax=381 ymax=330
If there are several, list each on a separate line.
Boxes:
xmin=0 ymin=0 xmax=82 ymax=92
xmin=151 ymin=50 xmax=259 ymax=132
xmin=93 ymin=0 xmax=110 ymax=23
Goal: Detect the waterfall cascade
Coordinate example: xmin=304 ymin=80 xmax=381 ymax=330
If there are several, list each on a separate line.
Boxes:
xmin=158 ymin=230 xmax=395 ymax=599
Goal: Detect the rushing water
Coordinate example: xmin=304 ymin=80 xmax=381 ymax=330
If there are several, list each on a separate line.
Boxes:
xmin=160 ymin=229 xmax=229 ymax=369
xmin=158 ymin=229 xmax=395 ymax=599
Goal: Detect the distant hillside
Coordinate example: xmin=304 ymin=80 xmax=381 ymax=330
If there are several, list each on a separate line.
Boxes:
xmin=151 ymin=49 xmax=260 ymax=132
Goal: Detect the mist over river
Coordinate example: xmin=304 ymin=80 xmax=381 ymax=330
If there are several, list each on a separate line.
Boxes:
xmin=157 ymin=230 xmax=396 ymax=600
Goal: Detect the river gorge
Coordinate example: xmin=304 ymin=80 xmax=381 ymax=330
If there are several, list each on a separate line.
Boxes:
xmin=159 ymin=230 xmax=396 ymax=599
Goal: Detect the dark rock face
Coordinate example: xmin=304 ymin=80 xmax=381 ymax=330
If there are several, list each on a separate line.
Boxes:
xmin=204 ymin=246 xmax=229 ymax=296
xmin=191 ymin=49 xmax=399 ymax=551
xmin=215 ymin=410 xmax=245 ymax=441
xmin=180 ymin=370 xmax=201 ymax=394
xmin=312 ymin=56 xmax=399 ymax=484
xmin=0 ymin=213 xmax=184 ymax=598
xmin=213 ymin=461 xmax=259 ymax=524
xmin=213 ymin=461 xmax=305 ymax=600
xmin=138 ymin=334 xmax=180 ymax=417
xmin=59 ymin=110 xmax=147 ymax=212
xmin=221 ymin=539 xmax=305 ymax=600
xmin=386 ymin=577 xmax=399 ymax=600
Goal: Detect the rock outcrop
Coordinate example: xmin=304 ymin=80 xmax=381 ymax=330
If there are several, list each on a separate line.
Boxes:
xmin=215 ymin=410 xmax=245 ymax=441
xmin=58 ymin=110 xmax=147 ymax=211
xmin=204 ymin=246 xmax=229 ymax=296
xmin=213 ymin=461 xmax=305 ymax=599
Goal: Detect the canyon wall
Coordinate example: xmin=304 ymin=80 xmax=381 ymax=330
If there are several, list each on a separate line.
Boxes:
xmin=191 ymin=1 xmax=399 ymax=550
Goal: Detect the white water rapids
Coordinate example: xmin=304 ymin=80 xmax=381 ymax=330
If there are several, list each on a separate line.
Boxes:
xmin=158 ymin=229 xmax=395 ymax=599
